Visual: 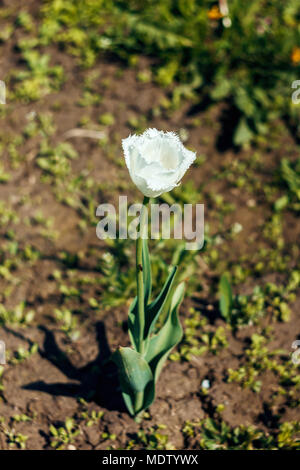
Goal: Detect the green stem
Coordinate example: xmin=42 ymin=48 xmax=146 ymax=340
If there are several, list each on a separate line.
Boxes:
xmin=136 ymin=196 xmax=149 ymax=355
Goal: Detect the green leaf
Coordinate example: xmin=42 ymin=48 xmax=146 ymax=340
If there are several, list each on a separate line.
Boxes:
xmin=119 ymin=376 xmax=135 ymax=416
xmin=219 ymin=274 xmax=233 ymax=321
xmin=144 ymin=266 xmax=177 ymax=339
xmin=280 ymin=158 xmax=300 ymax=197
xmin=49 ymin=425 xmax=58 ymax=437
xmin=65 ymin=418 xmax=74 ymax=433
xmin=234 ymin=88 xmax=256 ymax=118
xmin=211 ymin=79 xmax=231 ymax=101
xmin=141 ymin=380 xmax=155 ymax=412
xmin=128 ymin=238 xmax=152 ymax=350
xmin=274 ymin=195 xmax=289 ymax=212
xmin=234 ymin=118 xmax=253 ymax=146
xmin=145 ymin=282 xmax=184 ymax=382
xmin=128 ymin=297 xmax=138 ymax=350
xmin=112 ymin=347 xmax=153 ymax=393
xmin=141 ymin=283 xmax=184 ymax=412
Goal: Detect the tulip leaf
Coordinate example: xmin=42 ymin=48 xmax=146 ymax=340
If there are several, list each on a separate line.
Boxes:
xmin=119 ymin=376 xmax=135 ymax=416
xmin=144 ymin=266 xmax=177 ymax=340
xmin=128 ymin=238 xmax=152 ymax=350
xmin=112 ymin=347 xmax=153 ymax=393
xmin=140 ymin=283 xmax=184 ymax=412
xmin=219 ymin=273 xmax=233 ymax=322
xmin=145 ymin=282 xmax=184 ymax=383
xmin=128 ymin=297 xmax=138 ymax=350
xmin=139 ymin=379 xmax=155 ymax=414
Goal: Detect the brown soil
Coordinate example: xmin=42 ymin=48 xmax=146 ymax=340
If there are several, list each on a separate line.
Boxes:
xmin=0 ymin=0 xmax=299 ymax=450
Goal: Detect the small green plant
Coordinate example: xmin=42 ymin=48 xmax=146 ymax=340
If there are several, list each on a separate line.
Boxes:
xmin=54 ymin=308 xmax=80 ymax=341
xmin=0 ymin=302 xmax=34 ymax=327
xmin=12 ymin=414 xmax=32 ymax=423
xmin=183 ymin=418 xmax=300 ymax=450
xmin=98 ymin=249 xmax=136 ymax=308
xmin=37 ymin=141 xmax=78 ymax=180
xmin=172 ymin=309 xmax=228 ymax=361
xmin=126 ymin=425 xmax=170 ymax=450
xmin=219 ymin=274 xmax=233 ymax=323
xmin=275 ymin=158 xmax=300 ymax=212
xmin=8 ymin=343 xmax=38 ymax=365
xmin=80 ymin=409 xmax=104 ymax=427
xmin=227 ymin=333 xmax=298 ymax=393
xmin=16 ymin=11 xmax=34 ymax=32
xmin=277 ymin=422 xmax=300 ymax=449
xmin=99 ymin=113 xmax=115 ymax=126
xmin=11 ymin=50 xmax=64 ymax=102
xmin=49 ymin=418 xmax=80 ymax=449
xmin=0 ymin=202 xmax=19 ymax=227
xmin=0 ymin=421 xmax=28 ymax=449
xmin=219 ymin=272 xmax=299 ymax=326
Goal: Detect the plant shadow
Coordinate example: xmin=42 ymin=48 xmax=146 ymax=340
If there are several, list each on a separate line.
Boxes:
xmin=23 ymin=322 xmax=125 ymax=412
xmin=192 ymin=297 xmax=220 ymax=324
xmin=215 ymin=100 xmax=241 ymax=152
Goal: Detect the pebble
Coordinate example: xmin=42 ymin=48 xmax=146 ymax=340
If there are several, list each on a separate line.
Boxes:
xmin=201 ymin=379 xmax=210 ymax=390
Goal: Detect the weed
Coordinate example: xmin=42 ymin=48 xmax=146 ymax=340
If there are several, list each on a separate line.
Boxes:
xmin=49 ymin=418 xmax=80 ymax=450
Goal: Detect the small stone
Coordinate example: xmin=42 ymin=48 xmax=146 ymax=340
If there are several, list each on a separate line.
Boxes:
xmin=201 ymin=379 xmax=210 ymax=390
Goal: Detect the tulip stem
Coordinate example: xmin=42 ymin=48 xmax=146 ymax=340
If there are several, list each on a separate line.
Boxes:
xmin=136 ymin=196 xmax=149 ymax=355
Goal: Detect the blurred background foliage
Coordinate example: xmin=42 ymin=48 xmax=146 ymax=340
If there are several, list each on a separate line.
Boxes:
xmin=8 ymin=0 xmax=300 ymax=145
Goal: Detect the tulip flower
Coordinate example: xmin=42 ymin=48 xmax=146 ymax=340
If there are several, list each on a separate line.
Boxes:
xmin=113 ymin=129 xmax=196 ymax=420
xmin=122 ymin=128 xmax=196 ymax=198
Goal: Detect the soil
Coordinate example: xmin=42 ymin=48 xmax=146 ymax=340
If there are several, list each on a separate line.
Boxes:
xmin=0 ymin=0 xmax=299 ymax=450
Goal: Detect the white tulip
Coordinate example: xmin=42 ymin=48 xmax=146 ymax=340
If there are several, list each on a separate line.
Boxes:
xmin=122 ymin=128 xmax=196 ymax=197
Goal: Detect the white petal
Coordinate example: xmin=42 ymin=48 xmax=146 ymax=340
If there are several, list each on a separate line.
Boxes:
xmin=122 ymin=128 xmax=196 ymax=197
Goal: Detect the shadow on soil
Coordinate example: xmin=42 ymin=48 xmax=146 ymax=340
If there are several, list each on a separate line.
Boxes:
xmin=23 ymin=322 xmax=125 ymax=412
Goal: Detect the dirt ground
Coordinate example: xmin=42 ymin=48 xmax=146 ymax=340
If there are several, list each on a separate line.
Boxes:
xmin=0 ymin=0 xmax=299 ymax=450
